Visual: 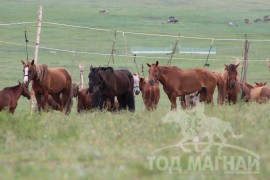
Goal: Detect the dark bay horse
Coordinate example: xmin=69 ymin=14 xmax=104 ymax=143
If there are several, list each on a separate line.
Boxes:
xmin=22 ymin=60 xmax=73 ymax=114
xmin=147 ymin=61 xmax=225 ymax=110
xmin=221 ymin=63 xmax=241 ymax=104
xmin=0 ymin=82 xmax=30 ymax=113
xmin=88 ymin=66 xmax=135 ymax=111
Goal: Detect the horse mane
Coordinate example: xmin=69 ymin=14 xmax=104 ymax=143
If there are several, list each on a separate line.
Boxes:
xmin=99 ymin=67 xmax=114 ymax=72
xmin=3 ymin=84 xmax=20 ymax=91
xmin=35 ymin=64 xmax=48 ymax=83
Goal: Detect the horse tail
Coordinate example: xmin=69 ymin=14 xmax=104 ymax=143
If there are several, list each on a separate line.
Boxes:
xmin=62 ymin=71 xmax=73 ymax=115
xmin=215 ymin=73 xmax=225 ymax=105
xmin=127 ymin=72 xmax=135 ymax=112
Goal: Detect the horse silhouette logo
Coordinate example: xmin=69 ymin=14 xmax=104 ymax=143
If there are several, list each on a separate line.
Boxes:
xmin=155 ymin=104 xmax=243 ymax=155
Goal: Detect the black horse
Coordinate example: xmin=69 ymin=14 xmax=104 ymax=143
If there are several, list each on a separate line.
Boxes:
xmin=88 ymin=66 xmax=135 ymax=112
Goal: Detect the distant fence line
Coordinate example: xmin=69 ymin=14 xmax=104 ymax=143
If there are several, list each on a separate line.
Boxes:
xmin=1 ymin=21 xmax=270 ymax=42
xmin=0 ymin=40 xmax=269 ymax=62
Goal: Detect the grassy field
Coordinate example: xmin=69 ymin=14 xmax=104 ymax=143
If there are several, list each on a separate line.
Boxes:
xmin=0 ymin=0 xmax=270 ymax=179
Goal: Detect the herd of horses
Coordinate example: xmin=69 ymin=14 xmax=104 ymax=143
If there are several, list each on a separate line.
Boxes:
xmin=0 ymin=59 xmax=270 ymax=114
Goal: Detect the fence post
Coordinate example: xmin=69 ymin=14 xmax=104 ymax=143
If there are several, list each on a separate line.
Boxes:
xmin=79 ymin=63 xmax=84 ymax=89
xmin=30 ymin=5 xmax=43 ymax=114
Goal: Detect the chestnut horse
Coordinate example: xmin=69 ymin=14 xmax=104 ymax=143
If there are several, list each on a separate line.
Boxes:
xmin=21 ymin=60 xmax=73 ymax=114
xmin=241 ymin=81 xmax=270 ymax=103
xmin=139 ymin=77 xmax=160 ymax=110
xmin=41 ymin=83 xmax=79 ymax=111
xmin=147 ymin=61 xmax=224 ymax=110
xmin=221 ymin=63 xmax=241 ymax=104
xmin=0 ymin=82 xmax=30 ymax=113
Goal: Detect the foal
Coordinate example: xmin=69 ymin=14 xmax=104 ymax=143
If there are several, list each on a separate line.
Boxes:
xmin=0 ymin=82 xmax=30 ymax=113
xmin=139 ymin=77 xmax=160 ymax=110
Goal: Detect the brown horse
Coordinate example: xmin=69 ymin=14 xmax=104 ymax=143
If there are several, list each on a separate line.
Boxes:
xmin=0 ymin=82 xmax=30 ymax=113
xmin=221 ymin=63 xmax=241 ymax=104
xmin=77 ymin=88 xmax=118 ymax=112
xmin=147 ymin=61 xmax=224 ymax=110
xmin=21 ymin=60 xmax=73 ymax=114
xmin=241 ymin=81 xmax=270 ymax=103
xmin=139 ymin=77 xmax=160 ymax=110
xmin=41 ymin=83 xmax=79 ymax=111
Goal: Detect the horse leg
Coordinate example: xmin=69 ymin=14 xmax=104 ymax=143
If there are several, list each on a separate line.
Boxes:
xmin=43 ymin=92 xmax=50 ymax=112
xmin=110 ymin=97 xmax=115 ymax=111
xmin=51 ymin=94 xmax=62 ymax=111
xmin=61 ymin=89 xmax=72 ymax=115
xmin=117 ymin=95 xmax=125 ymax=111
xmin=170 ymin=94 xmax=177 ymax=110
xmin=35 ymin=92 xmax=42 ymax=112
xmin=127 ymin=92 xmax=135 ymax=112
xmin=180 ymin=96 xmax=187 ymax=109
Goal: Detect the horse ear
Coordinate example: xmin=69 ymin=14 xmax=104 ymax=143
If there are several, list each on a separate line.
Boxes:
xmin=18 ymin=81 xmax=21 ymax=85
xmin=147 ymin=63 xmax=151 ymax=67
xmin=155 ymin=61 xmax=159 ymax=66
xmin=90 ymin=65 xmax=93 ymax=71
xmin=264 ymin=82 xmax=267 ymax=85
xmin=255 ymin=82 xmax=259 ymax=86
xmin=224 ymin=64 xmax=228 ymax=70
xmin=235 ymin=63 xmax=240 ymax=68
xmin=31 ymin=59 xmax=35 ymax=65
xmin=21 ymin=60 xmax=25 ymax=65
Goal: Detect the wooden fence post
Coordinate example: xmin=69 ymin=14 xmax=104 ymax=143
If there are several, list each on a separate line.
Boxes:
xmin=30 ymin=5 xmax=43 ymax=113
xmin=79 ymin=63 xmax=84 ymax=89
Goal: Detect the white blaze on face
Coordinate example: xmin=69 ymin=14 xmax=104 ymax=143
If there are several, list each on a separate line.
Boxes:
xmin=23 ymin=67 xmax=29 ymax=84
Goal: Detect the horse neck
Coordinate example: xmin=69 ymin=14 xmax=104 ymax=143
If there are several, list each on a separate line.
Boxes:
xmin=158 ymin=66 xmax=177 ymax=85
xmin=6 ymin=85 xmax=23 ymax=101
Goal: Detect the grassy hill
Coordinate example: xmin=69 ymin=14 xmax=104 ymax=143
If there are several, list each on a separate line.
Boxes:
xmin=0 ymin=0 xmax=269 ymax=179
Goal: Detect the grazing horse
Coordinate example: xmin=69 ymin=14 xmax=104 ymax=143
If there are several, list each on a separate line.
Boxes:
xmin=221 ymin=63 xmax=241 ymax=104
xmin=41 ymin=83 xmax=79 ymax=111
xmin=21 ymin=60 xmax=73 ymax=114
xmin=139 ymin=77 xmax=160 ymax=110
xmin=88 ymin=66 xmax=135 ymax=111
xmin=147 ymin=61 xmax=224 ymax=110
xmin=77 ymin=88 xmax=118 ymax=112
xmin=0 ymin=82 xmax=30 ymax=113
xmin=241 ymin=81 xmax=270 ymax=103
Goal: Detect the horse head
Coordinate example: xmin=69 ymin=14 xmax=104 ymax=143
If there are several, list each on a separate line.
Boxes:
xmin=224 ymin=63 xmax=239 ymax=89
xmin=88 ymin=66 xmax=101 ymax=93
xmin=19 ymin=81 xmax=31 ymax=100
xmin=147 ymin=61 xmax=160 ymax=82
xmin=72 ymin=83 xmax=79 ymax=97
xmin=132 ymin=73 xmax=140 ymax=95
xmin=255 ymin=82 xmax=267 ymax=87
xmin=21 ymin=59 xmax=36 ymax=86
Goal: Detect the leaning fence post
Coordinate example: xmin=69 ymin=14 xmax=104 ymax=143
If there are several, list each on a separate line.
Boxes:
xmin=30 ymin=5 xmax=42 ymax=114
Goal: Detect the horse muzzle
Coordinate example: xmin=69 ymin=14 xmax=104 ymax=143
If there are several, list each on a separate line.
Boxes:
xmin=134 ymin=90 xmax=140 ymax=95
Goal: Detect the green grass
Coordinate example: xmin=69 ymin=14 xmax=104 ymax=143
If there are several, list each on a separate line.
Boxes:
xmin=0 ymin=0 xmax=270 ymax=179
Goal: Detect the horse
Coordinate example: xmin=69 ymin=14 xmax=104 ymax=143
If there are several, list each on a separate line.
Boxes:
xmin=21 ymin=60 xmax=73 ymax=114
xmin=133 ymin=73 xmax=141 ymax=95
xmin=180 ymin=91 xmax=201 ymax=109
xmin=139 ymin=77 xmax=160 ymax=110
xmin=147 ymin=61 xmax=225 ymax=110
xmin=0 ymin=82 xmax=30 ymax=114
xmin=241 ymin=81 xmax=270 ymax=103
xmin=41 ymin=83 xmax=79 ymax=111
xmin=77 ymin=88 xmax=118 ymax=112
xmin=221 ymin=63 xmax=241 ymax=104
xmin=254 ymin=82 xmax=267 ymax=87
xmin=88 ymin=66 xmax=135 ymax=111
